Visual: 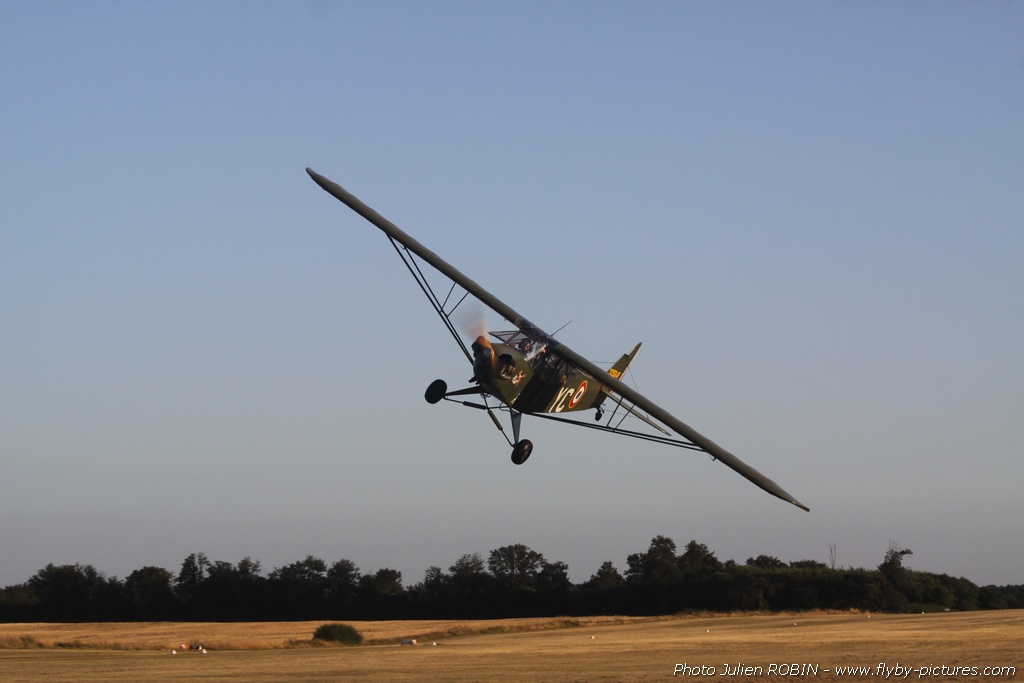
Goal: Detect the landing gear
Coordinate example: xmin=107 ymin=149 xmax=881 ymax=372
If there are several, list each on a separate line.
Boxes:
xmin=424 ymin=379 xmax=447 ymax=404
xmin=511 ymin=439 xmax=533 ymax=465
xmin=508 ymin=412 xmax=533 ymax=464
xmin=425 ymin=383 xmax=535 ymax=465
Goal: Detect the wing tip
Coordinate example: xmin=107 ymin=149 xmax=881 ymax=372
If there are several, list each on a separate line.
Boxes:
xmin=790 ymin=498 xmax=810 ymax=512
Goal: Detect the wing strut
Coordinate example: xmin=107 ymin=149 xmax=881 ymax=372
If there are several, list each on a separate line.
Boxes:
xmin=386 ymin=227 xmax=473 ymax=364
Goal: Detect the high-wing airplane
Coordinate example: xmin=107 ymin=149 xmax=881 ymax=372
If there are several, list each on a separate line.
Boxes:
xmin=307 ymin=168 xmax=808 ymax=511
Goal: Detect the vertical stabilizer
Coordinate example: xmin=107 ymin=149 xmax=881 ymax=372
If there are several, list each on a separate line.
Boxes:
xmin=608 ymin=343 xmax=642 ymax=380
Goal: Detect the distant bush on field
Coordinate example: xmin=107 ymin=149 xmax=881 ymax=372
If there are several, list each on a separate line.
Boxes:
xmin=313 ymin=623 xmax=363 ymax=645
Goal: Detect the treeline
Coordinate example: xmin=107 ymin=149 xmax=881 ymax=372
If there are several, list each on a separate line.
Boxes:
xmin=1 ymin=536 xmax=1020 ymax=622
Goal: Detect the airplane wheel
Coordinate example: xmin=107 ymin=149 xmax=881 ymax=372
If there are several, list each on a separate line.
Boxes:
xmin=424 ymin=379 xmax=447 ymax=404
xmin=511 ymin=439 xmax=533 ymax=465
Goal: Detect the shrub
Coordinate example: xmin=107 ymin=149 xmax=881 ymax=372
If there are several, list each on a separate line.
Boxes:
xmin=313 ymin=623 xmax=363 ymax=645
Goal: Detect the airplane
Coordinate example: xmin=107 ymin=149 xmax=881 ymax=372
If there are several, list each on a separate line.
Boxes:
xmin=307 ymin=168 xmax=808 ymax=512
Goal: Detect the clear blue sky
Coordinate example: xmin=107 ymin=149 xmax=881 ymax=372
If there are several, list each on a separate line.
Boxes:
xmin=2 ymin=1 xmax=1022 ymax=588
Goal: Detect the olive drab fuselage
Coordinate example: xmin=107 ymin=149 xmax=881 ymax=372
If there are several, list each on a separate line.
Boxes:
xmin=470 ymin=335 xmax=605 ymax=415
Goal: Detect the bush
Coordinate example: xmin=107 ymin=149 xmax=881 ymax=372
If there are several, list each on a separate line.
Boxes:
xmin=313 ymin=623 xmax=363 ymax=645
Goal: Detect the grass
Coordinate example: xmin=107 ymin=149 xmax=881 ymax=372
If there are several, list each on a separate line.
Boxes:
xmin=0 ymin=615 xmax=657 ymax=650
xmin=0 ymin=610 xmax=1021 ymax=682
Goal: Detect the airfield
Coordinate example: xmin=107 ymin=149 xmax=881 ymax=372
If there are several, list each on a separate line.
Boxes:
xmin=1 ymin=610 xmax=1021 ymax=682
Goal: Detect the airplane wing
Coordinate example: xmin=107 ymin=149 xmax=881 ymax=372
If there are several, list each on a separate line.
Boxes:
xmin=307 ymin=168 xmax=809 ymax=512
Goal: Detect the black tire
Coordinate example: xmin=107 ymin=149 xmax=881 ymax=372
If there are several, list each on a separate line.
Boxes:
xmin=424 ymin=379 xmax=447 ymax=404
xmin=511 ymin=439 xmax=533 ymax=465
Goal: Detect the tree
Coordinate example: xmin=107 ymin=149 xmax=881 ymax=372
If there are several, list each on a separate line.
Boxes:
xmin=626 ymin=535 xmax=682 ymax=585
xmin=364 ymin=568 xmax=403 ymax=595
xmin=449 ymin=553 xmax=487 ymax=582
xmin=268 ymin=556 xmax=329 ymax=619
xmin=174 ymin=553 xmax=210 ymax=602
xmin=326 ymin=559 xmax=361 ymax=613
xmin=28 ymin=563 xmax=112 ymax=620
xmin=746 ymin=555 xmax=786 ymax=569
xmin=194 ymin=558 xmax=266 ymax=619
xmin=790 ymin=559 xmax=827 ymax=570
xmin=877 ymin=542 xmax=915 ymax=612
xmin=0 ymin=582 xmax=37 ymax=621
xmin=585 ymin=561 xmax=625 ymax=590
xmin=678 ymin=540 xmax=722 ymax=577
xmin=206 ymin=560 xmax=237 ymax=581
xmin=4 ymin=534 xmax=1010 ymax=620
xmin=328 ymin=559 xmax=361 ymax=592
xmin=488 ymin=544 xmax=544 ymax=590
xmin=270 ymin=555 xmax=328 ymax=584
xmin=446 ymin=553 xmax=492 ymax=617
xmin=355 ymin=568 xmax=404 ymax=619
xmin=879 ymin=542 xmax=913 ymax=576
xmin=537 ymin=560 xmax=571 ymax=594
xmin=423 ymin=566 xmax=446 ymax=592
xmin=236 ymin=557 xmax=262 ymax=580
xmin=124 ymin=566 xmax=176 ymax=617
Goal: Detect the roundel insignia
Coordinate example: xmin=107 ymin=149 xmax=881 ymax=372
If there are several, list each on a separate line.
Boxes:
xmin=568 ymin=381 xmax=588 ymax=409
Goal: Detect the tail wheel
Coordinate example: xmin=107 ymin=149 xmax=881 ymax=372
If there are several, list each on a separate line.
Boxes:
xmin=511 ymin=439 xmax=533 ymax=465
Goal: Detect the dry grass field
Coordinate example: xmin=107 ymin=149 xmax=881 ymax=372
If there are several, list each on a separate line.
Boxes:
xmin=1 ymin=610 xmax=1021 ymax=682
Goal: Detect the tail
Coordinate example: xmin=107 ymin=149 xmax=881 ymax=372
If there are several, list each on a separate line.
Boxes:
xmin=590 ymin=342 xmax=646 ymax=420
xmin=608 ymin=342 xmax=642 ymax=380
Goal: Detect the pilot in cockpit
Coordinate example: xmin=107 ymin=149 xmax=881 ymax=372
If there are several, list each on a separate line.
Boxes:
xmin=497 ymin=353 xmax=516 ymax=379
